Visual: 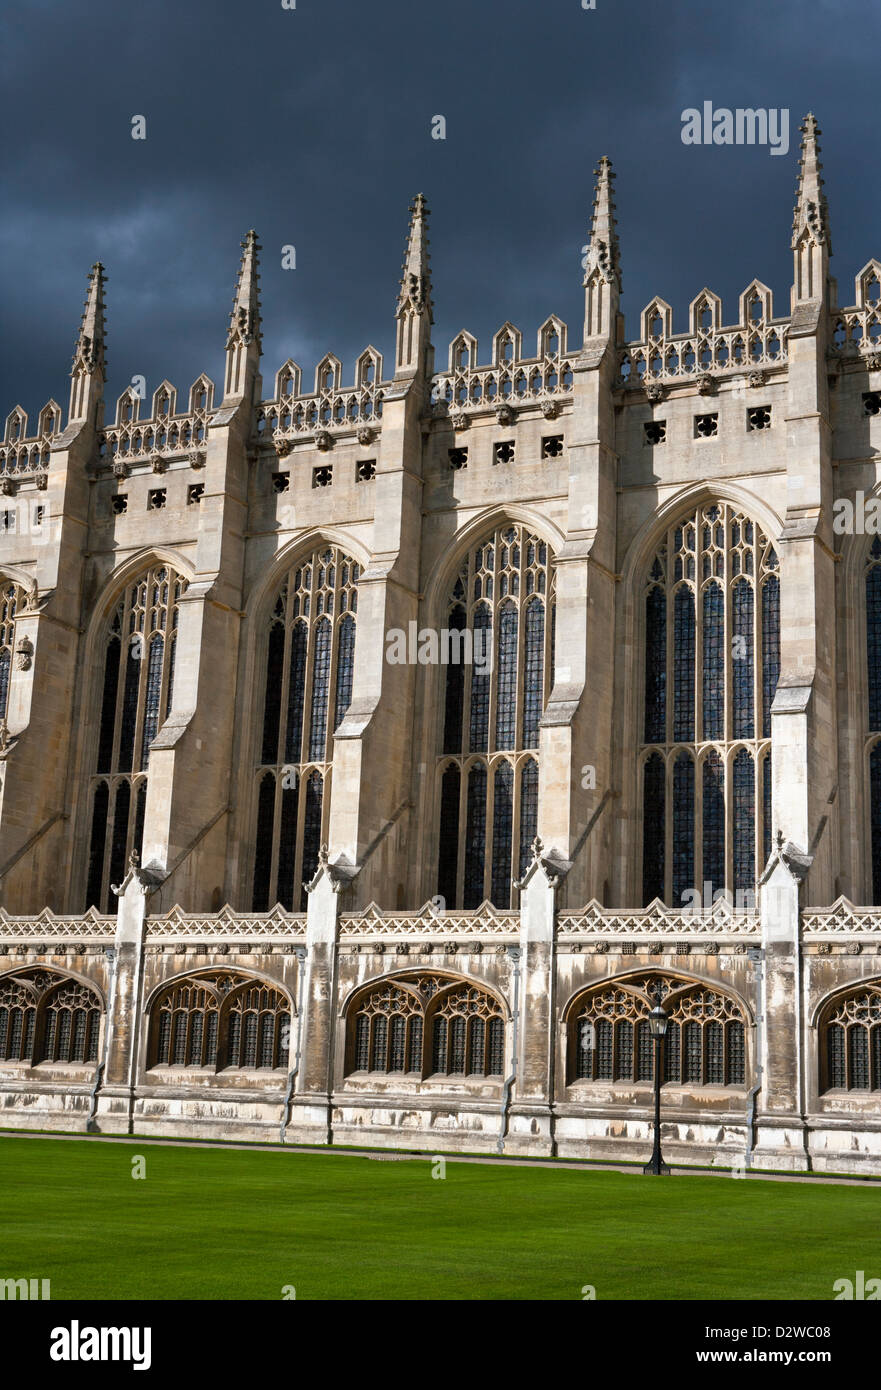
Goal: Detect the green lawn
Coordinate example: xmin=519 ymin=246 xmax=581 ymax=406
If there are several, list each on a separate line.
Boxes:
xmin=0 ymin=1134 xmax=877 ymax=1300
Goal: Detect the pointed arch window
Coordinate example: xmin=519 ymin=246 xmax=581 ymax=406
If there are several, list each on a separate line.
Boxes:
xmin=569 ymin=974 xmax=747 ymax=1087
xmin=0 ymin=969 xmax=102 ymax=1065
xmin=345 ymin=974 xmax=505 ymax=1080
xmin=252 ymin=547 xmax=359 ymax=911
xmin=149 ymin=972 xmax=291 ymax=1071
xmin=820 ymin=984 xmax=881 ymax=1092
xmin=0 ymin=580 xmax=26 ymax=722
xmin=436 ymin=525 xmax=554 ymax=909
xmin=865 ymin=540 xmax=881 ymax=902
xmin=85 ymin=564 xmax=187 ymax=910
xmin=640 ymin=505 xmax=778 ymax=906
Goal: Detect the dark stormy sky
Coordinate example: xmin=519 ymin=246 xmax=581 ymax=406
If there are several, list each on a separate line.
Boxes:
xmin=1 ymin=0 xmax=878 ymax=423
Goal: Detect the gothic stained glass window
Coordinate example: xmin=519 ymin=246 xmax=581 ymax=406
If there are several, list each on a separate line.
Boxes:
xmin=673 ymin=587 xmax=695 ymax=741
xmin=437 ymin=525 xmax=554 ymax=909
xmin=641 ymin=505 xmax=778 ymax=904
xmin=491 ymin=763 xmax=514 ymax=908
xmin=495 ymin=603 xmax=519 ymax=750
xmin=866 ymin=541 xmax=881 ymax=903
xmin=867 ymin=537 xmax=881 ymax=732
xmin=150 ymin=973 xmax=290 ymax=1072
xmin=672 ymin=753 xmax=694 ymax=908
xmin=0 ymin=581 xmax=24 ymax=721
xmin=85 ymin=564 xmax=186 ymax=911
xmin=464 ymin=763 xmax=488 ymax=909
xmin=762 ymin=752 xmax=773 ymax=868
xmin=733 ymin=749 xmax=756 ymax=893
xmin=820 ymin=985 xmax=881 ymax=1092
xmin=443 ymin=605 xmax=466 ymax=753
xmin=437 ymin=763 xmax=460 ymax=910
xmin=703 ymin=751 xmax=725 ymax=897
xmin=308 ymin=619 xmax=332 ymax=761
xmin=762 ymin=573 xmax=780 ymax=738
xmin=139 ymin=635 xmax=164 ymax=769
xmin=642 ymin=752 xmax=665 ymax=905
xmin=347 ymin=975 xmax=504 ymax=1080
xmin=522 ymin=599 xmax=545 ymax=748
xmin=333 ymin=613 xmax=356 ymax=733
xmin=644 ymin=581 xmax=666 ymax=742
xmin=0 ymin=970 xmax=103 ymax=1065
xmin=301 ymin=770 xmax=324 ymax=909
xmin=252 ymin=547 xmax=359 ymax=912
xmin=284 ymin=622 xmax=308 ymax=762
xmin=702 ymin=583 xmax=723 ymax=739
xmin=732 ymin=580 xmax=754 ymax=739
xmin=872 ymin=745 xmax=881 ymax=906
xmin=468 ymin=604 xmax=492 ymax=753
xmin=518 ymin=758 xmax=539 ymax=879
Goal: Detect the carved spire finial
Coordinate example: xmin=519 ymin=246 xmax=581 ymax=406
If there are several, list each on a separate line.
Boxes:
xmin=227 ymin=229 xmax=262 ymax=351
xmin=72 ymin=262 xmax=107 ymax=378
xmin=396 ymin=193 xmax=433 ymax=323
xmin=792 ymin=112 xmax=831 ymax=253
xmin=583 ymin=156 xmax=621 ymax=292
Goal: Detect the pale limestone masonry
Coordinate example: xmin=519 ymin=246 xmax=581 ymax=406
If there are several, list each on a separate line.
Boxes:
xmin=1 ymin=116 xmax=881 ymax=1173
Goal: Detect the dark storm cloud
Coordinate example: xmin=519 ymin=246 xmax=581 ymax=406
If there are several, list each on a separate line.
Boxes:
xmin=0 ymin=0 xmax=877 ymax=422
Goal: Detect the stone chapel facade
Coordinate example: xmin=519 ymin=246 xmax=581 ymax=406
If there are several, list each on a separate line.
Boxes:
xmin=0 ymin=114 xmax=880 ymax=1173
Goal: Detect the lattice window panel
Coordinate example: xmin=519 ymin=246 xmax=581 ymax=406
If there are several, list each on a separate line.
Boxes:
xmin=347 ymin=974 xmax=504 ymax=1080
xmin=437 ymin=525 xmax=554 ymax=911
xmin=822 ymin=987 xmax=881 ymax=1092
xmin=86 ymin=564 xmax=187 ymax=911
xmin=569 ymin=975 xmax=747 ymax=1087
xmin=641 ymin=503 xmax=779 ymax=906
xmin=252 ymin=547 xmax=358 ymax=913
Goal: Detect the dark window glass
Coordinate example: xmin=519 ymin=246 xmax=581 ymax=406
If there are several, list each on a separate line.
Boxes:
xmin=252 ymin=773 xmax=275 ymax=911
xmin=673 ymin=587 xmax=695 ymax=741
xmin=672 ymin=753 xmax=694 ymax=908
xmin=86 ymin=781 xmax=109 ymax=909
xmin=308 ymin=619 xmax=332 ymax=760
xmin=495 ymin=603 xmax=518 ymax=750
xmin=762 ymin=574 xmax=780 ymax=737
xmin=733 ymin=749 xmax=755 ymax=893
xmin=683 ymin=1020 xmax=702 ymax=1083
xmin=97 ymin=637 xmax=120 ymax=774
xmin=702 ymin=582 xmax=724 ymax=740
xmin=443 ymin=604 xmax=466 ymax=754
xmin=491 ymin=763 xmax=514 ymax=908
xmin=642 ymin=753 xmax=665 ymax=905
xmin=522 ymin=599 xmax=545 ymax=747
xmin=277 ymin=780 xmax=299 ymax=911
xmin=726 ymin=1020 xmax=745 ymax=1085
xmin=300 ymin=771 xmax=323 ymax=910
xmin=117 ymin=642 xmax=140 ymax=774
xmin=262 ymin=622 xmax=285 ymax=765
xmin=867 ymin=554 xmax=881 ymax=732
xmin=334 ymin=614 xmax=356 ymax=732
xmin=732 ymin=580 xmax=754 ymax=738
xmin=140 ymin=635 xmax=164 ymax=769
xmin=702 ymin=751 xmax=725 ymax=896
xmin=284 ymin=621 xmax=308 ymax=762
xmin=827 ymin=1023 xmax=846 ymax=1089
xmin=437 ymin=764 xmax=460 ymax=910
xmin=464 ymin=763 xmax=487 ymax=908
xmin=871 ymin=745 xmax=881 ymax=905
xmin=469 ymin=606 xmax=492 ymax=752
xmin=644 ymin=586 xmax=666 ymax=742
xmin=518 ymin=759 xmax=539 ymax=880
xmin=108 ymin=780 xmax=131 ymax=909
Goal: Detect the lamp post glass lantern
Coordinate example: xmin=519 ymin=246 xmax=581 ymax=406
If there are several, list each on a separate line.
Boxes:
xmin=643 ymin=999 xmax=671 ymax=1176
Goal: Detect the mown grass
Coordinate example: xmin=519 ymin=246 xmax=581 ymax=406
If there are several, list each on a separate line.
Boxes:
xmin=0 ymin=1135 xmax=876 ymax=1300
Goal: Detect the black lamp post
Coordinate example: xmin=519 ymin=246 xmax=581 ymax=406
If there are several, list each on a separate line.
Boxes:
xmin=643 ymin=998 xmax=671 ymax=1176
